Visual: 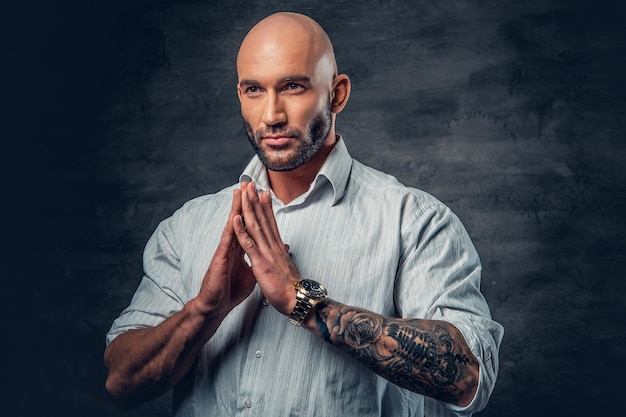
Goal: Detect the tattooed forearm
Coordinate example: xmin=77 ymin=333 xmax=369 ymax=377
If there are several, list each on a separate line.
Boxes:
xmin=313 ymin=300 xmax=479 ymax=406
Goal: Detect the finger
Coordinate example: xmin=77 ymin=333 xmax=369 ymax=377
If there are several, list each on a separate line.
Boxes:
xmin=249 ymin=183 xmax=275 ymax=239
xmin=241 ymin=182 xmax=272 ymax=248
xmin=258 ymin=188 xmax=283 ymax=245
xmin=213 ymin=190 xmax=241 ymax=258
xmin=232 ymin=188 xmax=243 ymax=219
xmin=229 ymin=189 xmax=245 ymax=249
xmin=233 ymin=214 xmax=260 ymax=254
xmin=246 ymin=182 xmax=267 ymax=226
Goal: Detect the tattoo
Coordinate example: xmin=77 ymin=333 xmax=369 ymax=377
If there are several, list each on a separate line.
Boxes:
xmin=315 ymin=301 xmax=477 ymax=405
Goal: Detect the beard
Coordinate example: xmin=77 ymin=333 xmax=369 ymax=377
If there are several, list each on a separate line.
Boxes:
xmin=242 ymin=100 xmax=333 ymax=171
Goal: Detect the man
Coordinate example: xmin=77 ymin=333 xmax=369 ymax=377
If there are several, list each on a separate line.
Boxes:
xmin=105 ymin=12 xmax=503 ymax=417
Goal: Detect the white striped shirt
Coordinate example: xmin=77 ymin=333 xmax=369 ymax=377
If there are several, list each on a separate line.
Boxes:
xmin=107 ymin=137 xmax=503 ymax=417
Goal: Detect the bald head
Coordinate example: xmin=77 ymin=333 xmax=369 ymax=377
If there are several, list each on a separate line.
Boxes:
xmin=237 ymin=12 xmax=338 ymax=85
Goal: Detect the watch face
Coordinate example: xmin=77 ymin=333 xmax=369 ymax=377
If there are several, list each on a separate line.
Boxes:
xmin=301 ymin=279 xmax=327 ymax=299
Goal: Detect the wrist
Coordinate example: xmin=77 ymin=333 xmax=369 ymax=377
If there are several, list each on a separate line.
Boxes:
xmin=301 ymin=299 xmax=326 ymax=329
xmin=185 ymin=297 xmax=229 ymax=323
xmin=287 ymin=279 xmax=328 ymax=326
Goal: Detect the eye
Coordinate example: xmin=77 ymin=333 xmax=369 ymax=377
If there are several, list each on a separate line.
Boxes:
xmin=284 ymin=83 xmax=305 ymax=93
xmin=244 ymin=85 xmax=262 ymax=97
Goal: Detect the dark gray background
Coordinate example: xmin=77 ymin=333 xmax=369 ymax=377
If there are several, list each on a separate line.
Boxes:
xmin=4 ymin=0 xmax=626 ymax=416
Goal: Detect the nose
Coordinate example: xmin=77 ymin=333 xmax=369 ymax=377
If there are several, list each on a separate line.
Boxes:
xmin=261 ymin=92 xmax=286 ymax=127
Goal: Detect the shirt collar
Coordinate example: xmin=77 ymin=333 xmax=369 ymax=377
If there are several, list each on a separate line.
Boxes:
xmin=239 ymin=135 xmax=352 ymax=206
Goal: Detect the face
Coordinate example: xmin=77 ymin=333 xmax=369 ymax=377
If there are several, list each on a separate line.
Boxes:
xmin=237 ymin=26 xmax=337 ymax=172
xmin=242 ymin=98 xmax=332 ymax=171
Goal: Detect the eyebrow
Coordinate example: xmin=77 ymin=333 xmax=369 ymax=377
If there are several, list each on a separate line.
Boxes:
xmin=282 ymin=76 xmax=312 ymax=84
xmin=239 ymin=75 xmax=312 ymax=87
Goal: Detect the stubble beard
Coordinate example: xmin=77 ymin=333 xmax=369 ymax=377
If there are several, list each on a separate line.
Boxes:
xmin=243 ymin=101 xmax=333 ymax=172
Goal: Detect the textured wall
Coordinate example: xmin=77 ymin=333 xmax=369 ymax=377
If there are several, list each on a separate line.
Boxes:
xmin=5 ymin=0 xmax=626 ymax=416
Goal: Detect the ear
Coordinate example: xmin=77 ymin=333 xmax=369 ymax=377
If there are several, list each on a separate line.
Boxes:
xmin=236 ymin=83 xmax=243 ymax=102
xmin=330 ymin=74 xmax=351 ymax=114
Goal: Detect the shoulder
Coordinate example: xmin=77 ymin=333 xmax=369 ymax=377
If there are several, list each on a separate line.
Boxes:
xmin=178 ymin=184 xmax=238 ymax=215
xmin=157 ymin=183 xmax=239 ymax=233
xmin=348 ymin=159 xmax=446 ymax=214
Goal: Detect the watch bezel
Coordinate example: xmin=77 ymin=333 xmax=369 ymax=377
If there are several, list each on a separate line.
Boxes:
xmin=297 ymin=279 xmax=327 ymax=300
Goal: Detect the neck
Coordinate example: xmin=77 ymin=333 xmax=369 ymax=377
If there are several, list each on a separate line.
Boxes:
xmin=267 ymin=134 xmax=338 ymax=204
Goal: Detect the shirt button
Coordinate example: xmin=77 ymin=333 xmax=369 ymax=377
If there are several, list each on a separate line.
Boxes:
xmin=262 ymin=298 xmax=269 ymax=306
xmin=245 ymin=399 xmax=252 ymax=408
xmin=255 ymin=350 xmax=262 ymax=358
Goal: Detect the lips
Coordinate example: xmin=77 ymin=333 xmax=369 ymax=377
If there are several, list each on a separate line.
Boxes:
xmin=263 ymin=136 xmax=292 ymax=146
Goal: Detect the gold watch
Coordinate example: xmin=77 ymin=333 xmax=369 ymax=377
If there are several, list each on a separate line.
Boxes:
xmin=288 ymin=279 xmax=328 ymax=326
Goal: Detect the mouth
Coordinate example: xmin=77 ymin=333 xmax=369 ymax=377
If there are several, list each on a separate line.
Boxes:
xmin=262 ymin=135 xmax=293 ymax=147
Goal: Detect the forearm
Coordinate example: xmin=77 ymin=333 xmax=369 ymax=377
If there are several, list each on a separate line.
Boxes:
xmin=305 ymin=299 xmax=479 ymax=407
xmin=104 ymin=299 xmax=225 ymax=409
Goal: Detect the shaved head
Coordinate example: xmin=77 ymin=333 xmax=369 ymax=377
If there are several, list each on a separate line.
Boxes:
xmin=237 ymin=12 xmax=338 ymax=86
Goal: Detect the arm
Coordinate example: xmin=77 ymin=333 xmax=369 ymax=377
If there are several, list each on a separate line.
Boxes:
xmin=305 ymin=300 xmax=479 ymax=407
xmin=104 ymin=190 xmax=256 ymax=409
xmin=233 ymin=182 xmax=480 ymax=407
xmin=104 ymin=301 xmax=223 ymax=409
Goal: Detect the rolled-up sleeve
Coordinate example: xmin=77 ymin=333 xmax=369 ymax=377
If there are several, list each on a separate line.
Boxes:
xmin=106 ymin=209 xmax=188 ymax=345
xmin=395 ymin=198 xmax=504 ymax=416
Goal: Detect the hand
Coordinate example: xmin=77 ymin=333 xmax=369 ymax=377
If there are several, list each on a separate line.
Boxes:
xmin=233 ymin=182 xmax=300 ymax=315
xmin=191 ymin=188 xmax=256 ymax=319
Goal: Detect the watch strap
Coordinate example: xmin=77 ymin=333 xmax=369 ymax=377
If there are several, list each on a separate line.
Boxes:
xmin=288 ymin=294 xmax=312 ymax=326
